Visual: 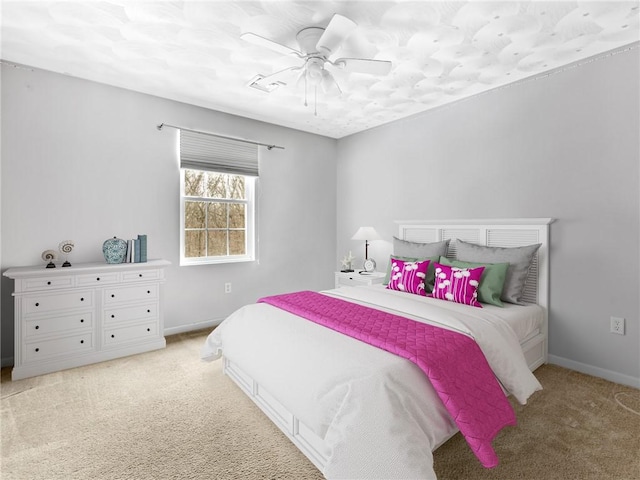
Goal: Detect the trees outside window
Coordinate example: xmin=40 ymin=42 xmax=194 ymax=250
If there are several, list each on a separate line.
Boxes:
xmin=181 ymin=169 xmax=255 ymax=265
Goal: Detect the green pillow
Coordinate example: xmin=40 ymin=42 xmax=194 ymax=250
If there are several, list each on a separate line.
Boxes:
xmin=437 ymin=257 xmax=509 ymax=307
xmin=383 ymin=255 xmax=440 ymax=292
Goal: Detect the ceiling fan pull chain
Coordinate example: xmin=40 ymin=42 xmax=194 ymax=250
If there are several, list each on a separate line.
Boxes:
xmin=314 ymin=87 xmax=318 ymax=117
xmin=304 ymin=74 xmax=308 ymax=107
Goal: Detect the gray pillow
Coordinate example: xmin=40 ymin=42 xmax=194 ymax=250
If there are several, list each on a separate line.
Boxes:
xmin=392 ymin=237 xmax=450 ymax=258
xmin=454 ymin=240 xmax=541 ymax=305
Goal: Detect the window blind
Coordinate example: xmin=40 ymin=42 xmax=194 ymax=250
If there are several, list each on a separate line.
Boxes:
xmin=180 ymin=129 xmax=259 ymax=177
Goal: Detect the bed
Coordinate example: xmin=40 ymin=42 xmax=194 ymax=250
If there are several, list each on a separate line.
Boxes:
xmin=201 ymin=219 xmax=553 ymax=479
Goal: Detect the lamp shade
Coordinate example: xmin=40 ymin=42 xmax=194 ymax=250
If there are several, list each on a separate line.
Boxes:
xmin=351 ymin=227 xmax=382 ymax=241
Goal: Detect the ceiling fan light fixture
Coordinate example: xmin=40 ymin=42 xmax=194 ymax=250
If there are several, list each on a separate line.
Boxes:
xmin=321 ymin=69 xmax=342 ymax=94
xmin=306 ymin=58 xmax=324 ymax=85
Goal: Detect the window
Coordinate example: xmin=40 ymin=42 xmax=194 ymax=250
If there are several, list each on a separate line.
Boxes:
xmin=181 ymin=170 xmax=255 ymax=265
xmin=178 ymin=129 xmax=258 ymax=266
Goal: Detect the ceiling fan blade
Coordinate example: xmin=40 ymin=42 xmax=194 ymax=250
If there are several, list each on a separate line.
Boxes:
xmin=249 ymin=66 xmax=303 ymax=92
xmin=256 ymin=66 xmax=303 ymax=86
xmin=240 ymin=32 xmax=303 ymax=57
xmin=316 ymin=14 xmax=356 ymax=56
xmin=333 ymin=58 xmax=392 ymax=75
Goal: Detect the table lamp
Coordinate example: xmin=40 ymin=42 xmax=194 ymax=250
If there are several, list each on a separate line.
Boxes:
xmin=351 ymin=226 xmax=382 ymax=272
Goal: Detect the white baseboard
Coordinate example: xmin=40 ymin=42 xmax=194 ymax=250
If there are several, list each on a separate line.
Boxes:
xmin=548 ymin=354 xmax=640 ymax=389
xmin=163 ymin=318 xmax=224 ymax=336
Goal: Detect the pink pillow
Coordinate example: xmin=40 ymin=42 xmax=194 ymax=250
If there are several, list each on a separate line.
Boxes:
xmin=386 ymin=258 xmax=429 ymax=296
xmin=431 ymin=262 xmax=485 ymax=308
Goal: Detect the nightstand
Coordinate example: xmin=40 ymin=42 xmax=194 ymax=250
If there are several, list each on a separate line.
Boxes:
xmin=335 ymin=271 xmax=386 ymax=288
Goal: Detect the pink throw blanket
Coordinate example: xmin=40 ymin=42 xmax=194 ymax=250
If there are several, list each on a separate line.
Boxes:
xmin=258 ymin=290 xmax=516 ymax=468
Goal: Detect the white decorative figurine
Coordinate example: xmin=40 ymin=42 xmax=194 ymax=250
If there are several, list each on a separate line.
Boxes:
xmin=341 ymin=251 xmax=355 ymax=272
xmin=58 ymin=240 xmax=75 ymax=267
xmin=41 ymin=249 xmax=58 ymax=269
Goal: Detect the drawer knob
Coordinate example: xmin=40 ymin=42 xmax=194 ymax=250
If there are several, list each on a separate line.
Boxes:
xmin=35 ymin=325 xmax=40 ymax=330
xmin=111 ymin=314 xmax=115 ymax=318
xmin=96 ymin=277 xmax=100 ymax=281
xmin=35 ymin=302 xmax=39 ymax=307
xmin=111 ymin=294 xmax=115 ymax=298
xmin=35 ymin=348 xmax=39 ymax=352
xmin=147 ymin=290 xmax=151 ymax=294
xmin=111 ymin=334 xmax=115 ymax=338
xmin=80 ymin=319 xmax=84 ymax=323
xmin=80 ymin=297 xmax=84 ymax=301
xmin=47 ymin=281 xmax=51 ymax=285
xmin=147 ymin=309 xmax=151 ymax=313
xmin=139 ymin=274 xmax=143 ymax=278
xmin=147 ymin=328 xmax=151 ymax=332
xmin=80 ymin=340 xmax=84 ymax=344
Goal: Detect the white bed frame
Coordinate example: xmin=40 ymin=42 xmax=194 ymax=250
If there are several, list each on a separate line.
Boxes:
xmin=223 ymin=218 xmax=554 ymax=474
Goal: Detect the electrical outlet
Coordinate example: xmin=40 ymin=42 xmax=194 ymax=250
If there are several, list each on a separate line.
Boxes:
xmin=224 ymin=283 xmax=232 ymax=294
xmin=610 ymin=317 xmax=625 ymax=335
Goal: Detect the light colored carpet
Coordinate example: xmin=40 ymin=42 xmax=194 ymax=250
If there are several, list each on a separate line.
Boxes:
xmin=2 ymin=329 xmax=639 ymax=480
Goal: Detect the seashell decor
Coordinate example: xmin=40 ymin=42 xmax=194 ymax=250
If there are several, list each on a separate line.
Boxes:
xmin=58 ymin=240 xmax=74 ymax=267
xmin=41 ymin=249 xmax=58 ymax=269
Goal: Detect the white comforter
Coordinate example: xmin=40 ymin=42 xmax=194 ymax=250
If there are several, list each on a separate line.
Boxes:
xmin=201 ymin=286 xmax=543 ymax=479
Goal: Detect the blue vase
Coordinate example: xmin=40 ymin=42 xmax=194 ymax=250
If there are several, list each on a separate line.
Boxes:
xmin=103 ymin=237 xmax=127 ymax=264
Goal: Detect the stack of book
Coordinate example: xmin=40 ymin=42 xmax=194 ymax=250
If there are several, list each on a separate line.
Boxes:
xmin=125 ymin=234 xmax=148 ymax=263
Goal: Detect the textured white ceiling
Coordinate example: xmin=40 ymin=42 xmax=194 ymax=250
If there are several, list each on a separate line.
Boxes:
xmin=2 ymin=1 xmax=639 ymax=138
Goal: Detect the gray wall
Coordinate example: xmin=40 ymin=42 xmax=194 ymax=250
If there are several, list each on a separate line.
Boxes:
xmin=1 ymin=65 xmax=337 ymax=364
xmin=2 ymin=47 xmax=638 ymax=388
xmin=336 ymin=47 xmax=640 ymax=387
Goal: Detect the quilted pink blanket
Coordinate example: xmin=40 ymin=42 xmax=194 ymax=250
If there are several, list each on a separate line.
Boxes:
xmin=258 ymin=290 xmax=516 ymax=468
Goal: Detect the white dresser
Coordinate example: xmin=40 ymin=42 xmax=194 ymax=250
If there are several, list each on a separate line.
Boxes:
xmin=3 ymin=259 xmax=170 ymax=380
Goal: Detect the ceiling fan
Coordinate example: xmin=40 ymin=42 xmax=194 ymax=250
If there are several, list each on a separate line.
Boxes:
xmin=242 ymin=14 xmax=392 ymax=103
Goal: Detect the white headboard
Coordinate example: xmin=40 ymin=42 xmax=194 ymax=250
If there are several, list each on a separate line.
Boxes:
xmin=396 ymin=218 xmax=553 ymax=309
xmin=396 ymin=218 xmax=553 ymax=371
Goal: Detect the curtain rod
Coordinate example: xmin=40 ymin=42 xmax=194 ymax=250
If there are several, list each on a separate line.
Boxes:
xmin=156 ymin=123 xmax=284 ymax=150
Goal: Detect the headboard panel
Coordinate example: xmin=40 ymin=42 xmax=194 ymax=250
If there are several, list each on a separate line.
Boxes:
xmin=396 ymin=218 xmax=553 ymax=309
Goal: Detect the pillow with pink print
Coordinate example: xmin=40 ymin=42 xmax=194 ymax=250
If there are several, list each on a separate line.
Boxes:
xmin=386 ymin=258 xmax=430 ymax=296
xmin=431 ymin=262 xmax=485 ymax=308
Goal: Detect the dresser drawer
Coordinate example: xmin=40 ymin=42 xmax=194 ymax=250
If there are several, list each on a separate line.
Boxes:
xmin=336 ymin=275 xmax=367 ymax=287
xmin=25 ymin=312 xmax=92 ymax=338
xmin=22 ymin=290 xmax=93 ymax=315
xmin=103 ymin=284 xmax=158 ymax=305
xmin=103 ymin=321 xmax=159 ymax=346
xmin=121 ymin=269 xmax=162 ymax=282
xmin=76 ymin=272 xmax=119 ymax=286
xmin=335 ymin=272 xmax=386 ymax=288
xmin=104 ymin=303 xmax=157 ymax=325
xmin=24 ymin=332 xmax=94 ymax=362
xmin=21 ymin=276 xmax=74 ymax=292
